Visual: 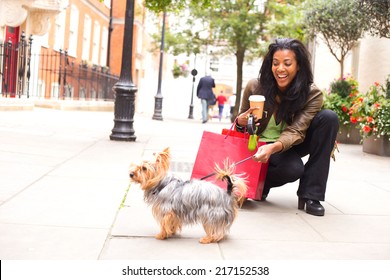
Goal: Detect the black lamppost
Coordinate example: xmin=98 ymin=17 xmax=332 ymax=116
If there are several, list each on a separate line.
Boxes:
xmin=110 ymin=0 xmax=137 ymax=141
xmin=188 ymin=68 xmax=198 ymax=119
xmin=188 ymin=54 xmax=198 ymax=119
xmin=152 ymin=11 xmax=166 ymax=121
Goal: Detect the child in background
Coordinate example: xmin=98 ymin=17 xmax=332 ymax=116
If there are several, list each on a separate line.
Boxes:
xmin=216 ymin=92 xmax=227 ymax=121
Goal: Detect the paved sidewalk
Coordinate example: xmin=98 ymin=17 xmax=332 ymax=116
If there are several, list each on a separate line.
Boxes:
xmin=0 ymin=108 xmax=390 ymax=260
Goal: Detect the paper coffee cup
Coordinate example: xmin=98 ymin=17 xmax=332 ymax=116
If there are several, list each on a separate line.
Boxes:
xmin=249 ymin=95 xmax=265 ymax=119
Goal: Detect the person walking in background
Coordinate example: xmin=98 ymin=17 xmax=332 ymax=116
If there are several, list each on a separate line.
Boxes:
xmin=216 ymin=92 xmax=227 ymax=121
xmin=236 ymin=38 xmax=339 ymax=216
xmin=228 ymin=93 xmax=236 ymax=118
xmin=197 ymin=75 xmax=216 ymax=123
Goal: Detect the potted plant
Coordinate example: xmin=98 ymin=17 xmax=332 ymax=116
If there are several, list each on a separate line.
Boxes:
xmin=322 ymin=75 xmax=361 ymax=144
xmin=172 ymin=61 xmax=190 ymax=79
xmin=172 ymin=63 xmax=182 ymax=78
xmin=349 ymin=77 xmax=390 ymax=156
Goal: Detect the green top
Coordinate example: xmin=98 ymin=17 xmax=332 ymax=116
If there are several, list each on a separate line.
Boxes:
xmin=260 ymin=115 xmax=286 ymax=142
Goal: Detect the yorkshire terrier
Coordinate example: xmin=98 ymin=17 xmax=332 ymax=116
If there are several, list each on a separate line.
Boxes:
xmin=129 ymin=147 xmax=248 ymax=244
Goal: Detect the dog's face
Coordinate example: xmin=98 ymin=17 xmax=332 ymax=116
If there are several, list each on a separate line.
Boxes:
xmin=129 ymin=147 xmax=171 ymax=191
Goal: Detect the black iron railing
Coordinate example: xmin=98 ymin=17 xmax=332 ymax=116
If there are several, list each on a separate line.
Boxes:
xmin=1 ymin=31 xmax=119 ymax=101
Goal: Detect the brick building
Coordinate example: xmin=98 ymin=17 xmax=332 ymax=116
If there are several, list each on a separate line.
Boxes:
xmin=1 ymin=0 xmax=146 ymax=101
xmin=0 ymin=0 xmax=64 ymax=97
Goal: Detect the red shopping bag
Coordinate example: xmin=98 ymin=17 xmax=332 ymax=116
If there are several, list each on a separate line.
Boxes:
xmin=191 ymin=130 xmax=268 ymax=200
xmin=222 ymin=128 xmax=269 ymax=198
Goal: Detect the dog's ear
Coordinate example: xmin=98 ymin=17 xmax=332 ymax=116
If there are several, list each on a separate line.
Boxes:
xmin=156 ymin=148 xmax=170 ymax=162
xmin=155 ymin=148 xmax=170 ymax=172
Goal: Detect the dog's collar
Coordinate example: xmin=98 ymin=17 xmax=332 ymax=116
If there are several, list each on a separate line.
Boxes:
xmin=151 ymin=182 xmax=167 ymax=195
xmin=151 ymin=175 xmax=184 ymax=195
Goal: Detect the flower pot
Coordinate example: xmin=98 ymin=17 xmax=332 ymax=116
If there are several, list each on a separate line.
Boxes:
xmin=337 ymin=124 xmax=362 ymax=144
xmin=363 ymin=136 xmax=390 ymax=157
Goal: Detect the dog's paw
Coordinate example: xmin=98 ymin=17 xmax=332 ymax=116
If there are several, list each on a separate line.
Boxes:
xmin=199 ymin=236 xmax=214 ymax=244
xmin=155 ymin=233 xmax=167 ymax=240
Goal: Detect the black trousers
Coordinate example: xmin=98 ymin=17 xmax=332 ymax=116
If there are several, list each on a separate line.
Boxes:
xmin=264 ymin=109 xmax=339 ymax=201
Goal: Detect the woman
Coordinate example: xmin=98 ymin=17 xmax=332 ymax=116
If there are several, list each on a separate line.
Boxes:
xmin=236 ymin=38 xmax=339 ymax=216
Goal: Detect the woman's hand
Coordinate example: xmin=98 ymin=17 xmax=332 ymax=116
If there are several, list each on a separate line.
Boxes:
xmin=253 ymin=142 xmax=283 ymax=163
xmin=237 ymin=107 xmax=259 ymax=126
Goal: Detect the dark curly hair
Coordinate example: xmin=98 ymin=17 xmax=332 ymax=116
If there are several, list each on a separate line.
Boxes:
xmin=256 ymin=38 xmax=313 ymax=125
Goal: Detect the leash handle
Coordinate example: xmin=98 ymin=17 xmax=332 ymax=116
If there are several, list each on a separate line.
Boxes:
xmin=199 ymin=155 xmax=254 ymax=180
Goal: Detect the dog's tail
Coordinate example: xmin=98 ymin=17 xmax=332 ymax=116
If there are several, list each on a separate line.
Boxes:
xmin=214 ymin=159 xmax=248 ymax=207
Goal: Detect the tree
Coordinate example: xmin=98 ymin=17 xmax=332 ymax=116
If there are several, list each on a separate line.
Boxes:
xmin=145 ymin=0 xmax=214 ymax=55
xmin=148 ymin=0 xmax=269 ymax=120
xmin=185 ymin=0 xmax=308 ymax=120
xmin=145 ymin=0 xmax=212 ymax=13
xmin=199 ymin=0 xmax=269 ymax=119
xmin=357 ymin=0 xmax=390 ymax=38
xmin=304 ymin=0 xmax=369 ymax=78
xmin=265 ymin=0 xmax=307 ymax=43
xmin=146 ymin=0 xmax=307 ymax=120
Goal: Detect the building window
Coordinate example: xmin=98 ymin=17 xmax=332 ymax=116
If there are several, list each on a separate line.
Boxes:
xmin=54 ymin=10 xmax=66 ymax=50
xmin=92 ymin=21 xmax=101 ymax=65
xmin=51 ymin=82 xmax=60 ymax=98
xmin=80 ymin=87 xmax=86 ymax=99
xmin=37 ymin=80 xmax=45 ymax=98
xmin=91 ymin=88 xmax=97 ymax=100
xmin=100 ymin=26 xmax=108 ymax=66
xmin=82 ymin=15 xmax=92 ymax=61
xmin=68 ymin=5 xmax=79 ymax=57
xmin=65 ymin=85 xmax=74 ymax=99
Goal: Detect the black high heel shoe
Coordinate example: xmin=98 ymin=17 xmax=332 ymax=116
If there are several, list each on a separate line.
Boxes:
xmin=260 ymin=186 xmax=270 ymax=201
xmin=298 ymin=197 xmax=325 ymax=216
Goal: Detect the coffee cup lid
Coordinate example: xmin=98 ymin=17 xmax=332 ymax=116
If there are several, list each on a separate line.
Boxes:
xmin=249 ymin=95 xmax=265 ymax=102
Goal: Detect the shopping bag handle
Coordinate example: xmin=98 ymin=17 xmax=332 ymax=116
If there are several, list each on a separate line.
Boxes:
xmin=224 ymin=118 xmax=248 ymax=139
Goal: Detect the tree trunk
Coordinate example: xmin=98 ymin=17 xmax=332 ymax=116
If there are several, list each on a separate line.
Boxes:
xmin=231 ymin=48 xmax=245 ymax=122
xmin=340 ymin=56 xmax=344 ymax=79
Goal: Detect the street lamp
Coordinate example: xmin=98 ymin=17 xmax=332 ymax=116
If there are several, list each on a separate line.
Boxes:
xmin=188 ymin=67 xmax=198 ymax=119
xmin=110 ymin=0 xmax=137 ymax=141
xmin=152 ymin=10 xmax=166 ymax=121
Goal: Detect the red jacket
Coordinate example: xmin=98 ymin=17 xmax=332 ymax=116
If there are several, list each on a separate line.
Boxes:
xmin=216 ymin=95 xmax=227 ymax=105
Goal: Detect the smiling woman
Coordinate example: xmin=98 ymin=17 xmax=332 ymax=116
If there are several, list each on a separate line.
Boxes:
xmin=236 ymin=38 xmax=339 ymax=217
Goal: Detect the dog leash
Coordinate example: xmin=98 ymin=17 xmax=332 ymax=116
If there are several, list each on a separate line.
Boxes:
xmin=199 ymin=155 xmax=254 ymax=180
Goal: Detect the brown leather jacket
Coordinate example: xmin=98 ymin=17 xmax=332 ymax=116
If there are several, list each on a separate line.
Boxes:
xmin=239 ymin=78 xmax=324 ymax=152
